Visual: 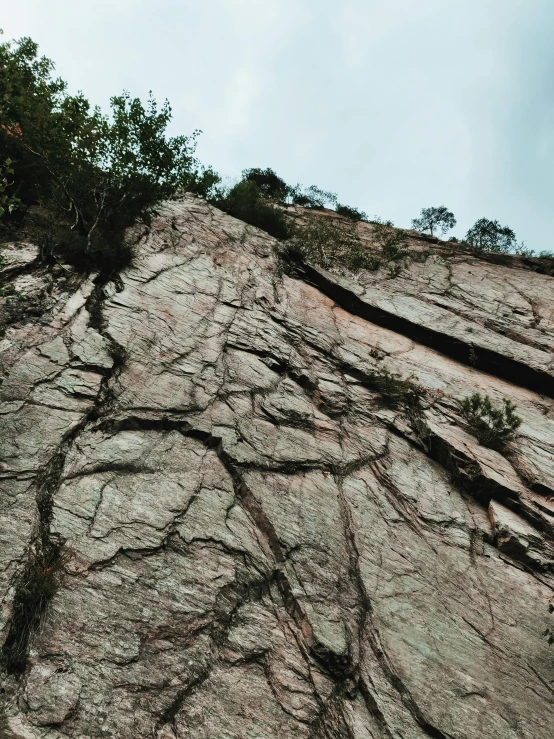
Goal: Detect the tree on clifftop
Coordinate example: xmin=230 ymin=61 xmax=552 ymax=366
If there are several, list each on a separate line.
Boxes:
xmin=0 ymin=31 xmax=218 ymax=273
xmin=241 ymin=168 xmax=289 ymax=202
xmin=412 ymin=206 xmax=457 ymax=237
xmin=465 ymin=218 xmax=517 ymax=253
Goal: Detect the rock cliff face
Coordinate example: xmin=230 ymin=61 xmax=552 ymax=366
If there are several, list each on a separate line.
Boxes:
xmin=1 ymin=196 xmax=553 ymax=738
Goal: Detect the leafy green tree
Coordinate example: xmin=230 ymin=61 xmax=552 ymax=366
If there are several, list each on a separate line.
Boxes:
xmin=0 ymin=33 xmax=76 ymax=208
xmin=220 ymin=180 xmax=289 ymax=239
xmin=58 ymin=92 xmax=215 ymax=250
xmin=241 ymin=168 xmax=289 ymax=201
xmin=0 ymin=32 xmax=219 ymax=273
xmin=412 ymin=206 xmax=456 ymax=237
xmin=465 ymin=218 xmax=517 ymax=252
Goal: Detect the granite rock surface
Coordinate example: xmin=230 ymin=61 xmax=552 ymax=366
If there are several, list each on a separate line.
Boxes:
xmin=1 ymin=196 xmax=553 ymax=738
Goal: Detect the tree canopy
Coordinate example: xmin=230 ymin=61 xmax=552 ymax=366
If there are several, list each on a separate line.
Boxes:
xmin=289 ymin=184 xmax=337 ymax=209
xmin=465 ymin=218 xmax=517 ymax=253
xmin=411 ymin=206 xmax=456 ymax=237
xmin=241 ymin=168 xmax=289 ymax=202
xmin=0 ymin=32 xmax=218 ymax=273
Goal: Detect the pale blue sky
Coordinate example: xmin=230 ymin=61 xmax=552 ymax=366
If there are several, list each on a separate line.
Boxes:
xmin=3 ymin=0 xmax=554 ymax=248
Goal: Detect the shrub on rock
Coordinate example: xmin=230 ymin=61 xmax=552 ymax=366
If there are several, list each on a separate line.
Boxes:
xmin=459 ymin=392 xmax=521 ymax=450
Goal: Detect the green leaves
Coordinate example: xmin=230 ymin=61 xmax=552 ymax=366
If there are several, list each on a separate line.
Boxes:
xmin=0 ymin=33 xmax=219 ymax=274
xmin=371 ymin=217 xmax=408 ymax=262
xmin=288 ymin=217 xmax=362 ymax=270
xmin=0 ymin=157 xmax=21 ymax=218
xmin=412 ymin=206 xmax=456 ymax=237
xmin=465 ymin=218 xmax=517 ymax=253
xmin=217 ymin=180 xmax=290 ymax=239
xmin=459 ymin=392 xmax=522 ymax=450
xmin=61 ymin=91 xmax=205 ymax=239
xmin=0 ymin=34 xmax=71 ymax=207
xmin=289 ymin=184 xmax=337 ymax=209
xmin=242 ymin=168 xmax=289 ymax=202
xmin=367 ymin=366 xmax=424 ymax=408
xmin=285 ymin=214 xmax=409 ymax=275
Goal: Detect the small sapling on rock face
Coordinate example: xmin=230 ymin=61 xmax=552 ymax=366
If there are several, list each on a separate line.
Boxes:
xmin=458 ymin=392 xmax=522 ymax=450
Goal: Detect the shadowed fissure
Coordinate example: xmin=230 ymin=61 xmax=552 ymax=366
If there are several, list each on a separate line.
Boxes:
xmin=0 ymin=280 xmax=127 ymax=674
xmin=298 ymin=261 xmax=554 ymax=399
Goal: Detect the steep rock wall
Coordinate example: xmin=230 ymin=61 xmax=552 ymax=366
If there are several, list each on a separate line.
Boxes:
xmin=1 ymin=196 xmax=553 ymax=738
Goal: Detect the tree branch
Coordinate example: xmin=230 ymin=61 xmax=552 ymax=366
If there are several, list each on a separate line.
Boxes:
xmin=22 ymin=143 xmax=87 ymax=234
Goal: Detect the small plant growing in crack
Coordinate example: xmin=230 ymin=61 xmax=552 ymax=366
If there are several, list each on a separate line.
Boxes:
xmin=386 ymin=262 xmax=403 ymax=279
xmin=1 ymin=450 xmax=70 ymax=674
xmin=277 ymin=240 xmax=308 ymax=277
xmin=86 ymin=291 xmax=105 ymax=331
xmin=0 ymin=284 xmax=15 ymax=297
xmin=371 ymin=218 xmax=409 ymax=262
xmin=1 ymin=544 xmax=67 ymax=673
xmin=285 ymin=218 xmax=380 ymax=272
xmin=368 ymin=366 xmax=424 ymax=408
xmin=458 ymin=392 xmax=521 ymax=450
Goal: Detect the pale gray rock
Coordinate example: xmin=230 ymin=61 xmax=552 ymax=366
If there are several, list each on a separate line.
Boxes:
xmin=1 ymin=196 xmax=553 ymax=737
xmin=69 ymin=311 xmax=113 ymax=370
xmin=23 ymin=662 xmax=81 ymax=726
xmin=0 ymin=243 xmax=39 ymax=274
xmin=489 ymin=500 xmax=554 ymax=569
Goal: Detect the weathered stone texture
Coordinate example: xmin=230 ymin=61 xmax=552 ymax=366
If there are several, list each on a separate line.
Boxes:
xmin=1 ymin=196 xmax=553 ymax=737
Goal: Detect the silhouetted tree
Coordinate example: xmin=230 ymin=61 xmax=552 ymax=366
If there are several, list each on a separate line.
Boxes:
xmin=241 ymin=168 xmax=289 ymax=201
xmin=465 ymin=218 xmax=517 ymax=252
xmin=412 ymin=206 xmax=456 ymax=236
xmin=219 ymin=180 xmax=289 ymax=239
xmin=290 ymin=184 xmax=337 ymax=209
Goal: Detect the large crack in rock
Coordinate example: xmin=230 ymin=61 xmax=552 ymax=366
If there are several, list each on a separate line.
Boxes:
xmin=1 ymin=196 xmax=553 ymax=737
xmin=299 ymin=262 xmax=554 ymax=399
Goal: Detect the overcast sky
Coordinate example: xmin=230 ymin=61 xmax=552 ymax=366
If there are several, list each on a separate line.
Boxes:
xmin=3 ymin=0 xmax=554 ymax=248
